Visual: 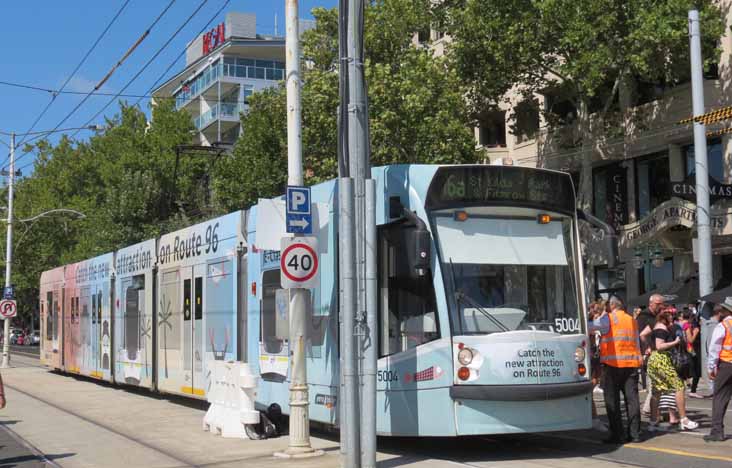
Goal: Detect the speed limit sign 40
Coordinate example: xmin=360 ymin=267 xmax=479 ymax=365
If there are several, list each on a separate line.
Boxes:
xmin=280 ymin=237 xmax=319 ymax=289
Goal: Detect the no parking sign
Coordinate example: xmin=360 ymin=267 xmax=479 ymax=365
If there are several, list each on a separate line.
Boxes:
xmin=280 ymin=237 xmax=319 ymax=289
xmin=0 ymin=299 xmax=17 ymax=319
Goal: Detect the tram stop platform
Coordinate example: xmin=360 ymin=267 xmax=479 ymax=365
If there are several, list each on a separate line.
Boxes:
xmin=1 ymin=351 xmax=732 ymax=468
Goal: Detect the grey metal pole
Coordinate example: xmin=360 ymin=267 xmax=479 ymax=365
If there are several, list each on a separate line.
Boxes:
xmin=361 ymin=179 xmax=377 ymax=468
xmin=1 ymin=133 xmax=14 ymax=369
xmin=276 ymin=0 xmax=320 ymax=458
xmin=689 ymin=10 xmax=714 ymax=385
xmin=689 ymin=10 xmax=712 ymax=298
xmin=346 ymin=0 xmax=374 ymax=465
xmin=339 ymin=178 xmax=360 ymax=468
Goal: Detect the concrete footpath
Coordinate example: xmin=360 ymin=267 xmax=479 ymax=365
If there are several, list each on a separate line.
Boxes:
xmin=1 ymin=351 xmax=731 ymax=468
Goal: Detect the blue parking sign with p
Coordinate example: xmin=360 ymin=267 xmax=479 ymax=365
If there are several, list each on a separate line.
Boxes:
xmin=287 ymin=186 xmax=311 ymax=214
xmin=286 ymin=186 xmax=312 ymax=234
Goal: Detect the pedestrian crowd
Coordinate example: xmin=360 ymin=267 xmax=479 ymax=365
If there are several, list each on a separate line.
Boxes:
xmin=588 ymin=293 xmax=732 ymax=444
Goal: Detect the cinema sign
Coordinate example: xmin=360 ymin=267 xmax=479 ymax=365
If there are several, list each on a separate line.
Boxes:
xmin=671 ymin=174 xmax=732 ymax=202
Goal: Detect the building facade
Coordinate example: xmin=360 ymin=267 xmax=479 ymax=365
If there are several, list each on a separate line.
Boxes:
xmin=153 ymin=12 xmax=286 ymax=147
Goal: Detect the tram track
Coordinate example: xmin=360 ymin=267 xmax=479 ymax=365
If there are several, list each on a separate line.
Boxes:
xmin=6 ymin=382 xmax=202 ymax=468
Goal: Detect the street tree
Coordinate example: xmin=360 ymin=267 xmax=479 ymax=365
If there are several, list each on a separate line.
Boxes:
xmin=213 ymin=0 xmax=478 ymax=210
xmin=440 ymin=0 xmax=725 ymax=210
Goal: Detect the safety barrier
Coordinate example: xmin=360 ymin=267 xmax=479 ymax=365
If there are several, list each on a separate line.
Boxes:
xmin=203 ymin=361 xmax=260 ymax=439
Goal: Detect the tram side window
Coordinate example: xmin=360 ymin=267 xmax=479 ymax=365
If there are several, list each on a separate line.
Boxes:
xmin=46 ymin=292 xmax=53 ymax=340
xmin=379 ymin=231 xmax=439 ymax=357
xmin=261 ymin=269 xmax=286 ymax=354
xmin=160 ymin=270 xmax=181 ymax=350
xmin=124 ymin=275 xmax=144 ymax=360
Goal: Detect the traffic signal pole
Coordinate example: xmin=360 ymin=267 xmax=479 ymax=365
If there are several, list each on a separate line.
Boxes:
xmin=1 ymin=133 xmax=14 ymax=369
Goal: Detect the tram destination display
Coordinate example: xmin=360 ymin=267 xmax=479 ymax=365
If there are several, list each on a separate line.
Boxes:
xmin=426 ymin=166 xmax=575 ymax=214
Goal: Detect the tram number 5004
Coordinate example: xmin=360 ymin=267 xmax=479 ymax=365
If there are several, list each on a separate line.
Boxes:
xmin=377 ymin=370 xmax=399 ymax=382
xmin=554 ymin=317 xmax=580 ymax=333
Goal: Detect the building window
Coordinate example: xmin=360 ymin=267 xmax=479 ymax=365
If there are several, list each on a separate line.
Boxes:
xmin=595 ymin=266 xmax=626 ymax=301
xmin=639 ymin=258 xmax=673 ymax=294
xmin=685 ymin=139 xmax=724 ymax=182
xmin=636 ymin=151 xmax=670 ymax=218
xmin=478 ymin=111 xmax=506 ymax=147
xmin=513 ymin=99 xmax=540 ymax=144
xmin=593 ymin=163 xmax=627 ymax=229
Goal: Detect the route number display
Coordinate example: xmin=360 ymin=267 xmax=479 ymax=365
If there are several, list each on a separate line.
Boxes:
xmin=280 ymin=237 xmax=319 ymax=289
xmin=0 ymin=299 xmax=17 ymax=319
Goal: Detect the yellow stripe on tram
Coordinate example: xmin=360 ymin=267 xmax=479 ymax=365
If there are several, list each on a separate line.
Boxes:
xmin=89 ymin=371 xmax=103 ymax=379
xmin=180 ymin=386 xmax=205 ymax=396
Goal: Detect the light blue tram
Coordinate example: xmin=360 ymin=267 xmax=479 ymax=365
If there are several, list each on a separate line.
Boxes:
xmin=247 ymin=164 xmax=592 ymax=436
xmin=41 ymin=163 xmax=591 ymax=437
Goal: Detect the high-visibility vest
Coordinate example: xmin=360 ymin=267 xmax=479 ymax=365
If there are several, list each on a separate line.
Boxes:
xmin=599 ymin=310 xmax=642 ymax=368
xmin=720 ymin=317 xmax=732 ymax=363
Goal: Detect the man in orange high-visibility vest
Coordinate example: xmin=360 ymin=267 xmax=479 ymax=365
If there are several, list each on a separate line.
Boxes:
xmin=591 ymin=296 xmax=643 ymax=444
xmin=704 ymin=297 xmax=732 ymax=442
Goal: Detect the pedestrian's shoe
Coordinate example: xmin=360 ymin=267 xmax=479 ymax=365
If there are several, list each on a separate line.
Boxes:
xmin=688 ymin=392 xmax=704 ymax=399
xmin=703 ymin=433 xmax=725 ymax=442
xmin=679 ymin=417 xmax=699 ymax=431
xmin=627 ymin=435 xmax=642 ymax=443
xmin=647 ymin=422 xmax=660 ymax=432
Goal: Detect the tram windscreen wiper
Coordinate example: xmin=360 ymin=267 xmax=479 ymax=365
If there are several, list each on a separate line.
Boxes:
xmin=454 ymin=290 xmax=511 ymax=333
xmin=448 ymin=258 xmax=510 ymax=333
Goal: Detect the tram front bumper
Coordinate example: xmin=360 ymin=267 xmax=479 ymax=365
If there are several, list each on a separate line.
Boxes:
xmin=450 ymin=381 xmax=593 ymax=435
xmin=449 ymin=380 xmax=592 ymax=401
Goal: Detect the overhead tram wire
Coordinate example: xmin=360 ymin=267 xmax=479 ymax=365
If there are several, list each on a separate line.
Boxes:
xmin=71 ymin=0 xmax=212 ymax=139
xmin=10 ymin=0 xmax=132 ymax=154
xmin=5 ymin=0 xmax=178 ymax=172
xmin=134 ymin=0 xmax=232 ymax=108
xmin=0 ymin=80 xmax=251 ymax=105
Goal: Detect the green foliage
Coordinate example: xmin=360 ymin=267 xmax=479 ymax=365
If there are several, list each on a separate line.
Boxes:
xmin=442 ymin=0 xmax=725 ymax=113
xmin=10 ymin=99 xmax=199 ymax=326
xmin=440 ymin=0 xmax=725 ymax=209
xmin=213 ymin=0 xmax=478 ymax=210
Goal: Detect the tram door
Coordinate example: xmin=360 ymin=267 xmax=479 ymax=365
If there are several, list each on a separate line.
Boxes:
xmin=182 ymin=266 xmax=205 ymax=395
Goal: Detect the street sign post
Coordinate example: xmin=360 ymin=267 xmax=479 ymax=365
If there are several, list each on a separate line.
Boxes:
xmin=286 ymin=185 xmax=312 ymax=234
xmin=280 ymin=237 xmax=319 ymax=289
xmin=0 ymin=299 xmax=17 ymax=319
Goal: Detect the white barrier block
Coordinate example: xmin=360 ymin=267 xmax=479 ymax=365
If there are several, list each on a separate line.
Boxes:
xmin=203 ymin=361 xmax=260 ymax=439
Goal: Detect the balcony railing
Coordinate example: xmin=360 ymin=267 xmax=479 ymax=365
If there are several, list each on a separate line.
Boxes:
xmin=194 ymin=103 xmax=243 ymax=130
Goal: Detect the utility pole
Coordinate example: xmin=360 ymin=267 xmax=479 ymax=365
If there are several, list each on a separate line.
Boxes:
xmin=275 ymin=1 xmax=321 ymax=458
xmin=689 ymin=10 xmax=714 ymax=383
xmin=1 ymin=133 xmax=14 ymax=369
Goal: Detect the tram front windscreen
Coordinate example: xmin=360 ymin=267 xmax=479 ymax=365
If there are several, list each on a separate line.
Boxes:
xmin=426 ymin=166 xmax=583 ymax=336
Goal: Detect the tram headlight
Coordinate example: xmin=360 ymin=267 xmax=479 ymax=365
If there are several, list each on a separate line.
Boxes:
xmin=574 ymin=346 xmax=586 ymax=362
xmin=458 ymin=348 xmax=474 ymax=366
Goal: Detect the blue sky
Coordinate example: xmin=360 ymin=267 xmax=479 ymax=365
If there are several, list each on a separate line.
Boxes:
xmin=0 ymin=0 xmax=337 ymax=169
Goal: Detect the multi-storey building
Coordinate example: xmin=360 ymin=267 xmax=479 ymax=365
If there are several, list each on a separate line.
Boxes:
xmin=422 ymin=5 xmax=732 ymax=302
xmin=152 ymin=12 xmax=287 ymax=147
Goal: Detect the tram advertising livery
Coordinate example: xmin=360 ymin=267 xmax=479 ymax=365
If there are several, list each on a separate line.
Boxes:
xmin=40 ymin=164 xmax=590 ymax=438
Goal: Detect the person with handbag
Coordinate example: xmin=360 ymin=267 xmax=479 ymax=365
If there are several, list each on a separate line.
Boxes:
xmin=647 ymin=306 xmax=698 ymax=431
